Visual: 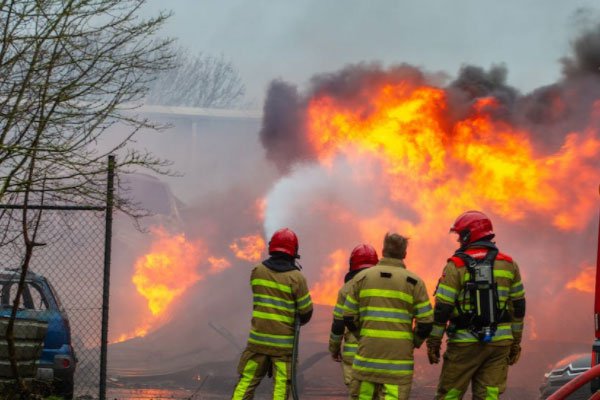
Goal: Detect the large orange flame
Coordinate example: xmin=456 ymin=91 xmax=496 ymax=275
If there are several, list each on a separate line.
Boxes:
xmin=311 ymin=249 xmax=347 ymax=305
xmin=132 ymin=227 xmax=202 ymax=316
xmin=230 ymin=234 xmax=266 ymax=262
xmin=305 ymin=80 xmax=600 ymax=292
xmin=566 ymin=264 xmax=595 ymax=294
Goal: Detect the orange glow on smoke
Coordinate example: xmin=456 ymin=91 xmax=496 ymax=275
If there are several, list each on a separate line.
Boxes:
xmin=132 ymin=227 xmax=202 ymax=316
xmin=311 ymin=249 xmax=347 ymax=306
xmin=208 ymin=256 xmax=232 ymax=273
xmin=230 ymin=234 xmax=266 ymax=262
xmin=305 ymin=81 xmax=600 ymax=286
xmin=308 ymin=85 xmax=599 ymax=227
xmin=566 ymin=264 xmax=595 ymax=294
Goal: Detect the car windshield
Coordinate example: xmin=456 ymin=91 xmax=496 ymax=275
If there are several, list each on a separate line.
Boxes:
xmin=0 ymin=280 xmax=49 ymax=310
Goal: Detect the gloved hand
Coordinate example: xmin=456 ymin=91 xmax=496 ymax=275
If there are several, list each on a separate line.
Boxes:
xmin=426 ymin=337 xmax=441 ymax=364
xmin=508 ymin=342 xmax=521 ymax=365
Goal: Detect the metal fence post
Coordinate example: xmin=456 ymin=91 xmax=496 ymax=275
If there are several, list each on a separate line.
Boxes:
xmin=99 ymin=155 xmax=115 ymax=400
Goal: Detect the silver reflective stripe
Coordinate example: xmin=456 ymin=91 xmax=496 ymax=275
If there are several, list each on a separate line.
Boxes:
xmin=330 ymin=332 xmax=343 ymax=342
xmin=436 ymin=285 xmax=457 ymax=302
xmin=360 ymin=308 xmax=411 ymax=321
xmin=253 ymin=295 xmax=294 ymax=310
xmin=415 ymin=302 xmax=432 ymax=316
xmin=431 ymin=324 xmax=445 ymax=338
xmin=353 ymin=355 xmax=414 ymax=373
xmin=249 ymin=330 xmax=294 ymax=347
xmin=297 ymin=294 xmax=312 ymax=309
xmin=512 ymin=322 xmax=524 ymax=332
xmin=333 ymin=304 xmax=344 ymax=318
xmin=344 ymin=295 xmax=359 ymax=312
xmin=343 ymin=343 xmax=357 ymax=355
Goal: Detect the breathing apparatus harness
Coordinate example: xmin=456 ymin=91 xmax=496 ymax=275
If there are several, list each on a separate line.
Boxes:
xmin=451 ymin=243 xmax=509 ymax=343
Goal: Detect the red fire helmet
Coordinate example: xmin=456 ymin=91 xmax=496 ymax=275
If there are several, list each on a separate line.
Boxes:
xmin=450 ymin=210 xmax=495 ymax=245
xmin=349 ymin=244 xmax=379 ymax=272
xmin=268 ymin=228 xmax=299 ymax=257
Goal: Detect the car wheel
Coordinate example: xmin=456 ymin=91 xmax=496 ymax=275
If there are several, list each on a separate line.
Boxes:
xmin=53 ymin=376 xmax=74 ymax=400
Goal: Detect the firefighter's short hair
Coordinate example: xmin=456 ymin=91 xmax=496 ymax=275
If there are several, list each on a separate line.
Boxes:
xmin=382 ymin=233 xmax=409 ymax=259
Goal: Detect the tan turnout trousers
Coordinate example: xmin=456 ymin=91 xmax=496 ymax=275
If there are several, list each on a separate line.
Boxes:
xmin=435 ymin=344 xmax=510 ymax=400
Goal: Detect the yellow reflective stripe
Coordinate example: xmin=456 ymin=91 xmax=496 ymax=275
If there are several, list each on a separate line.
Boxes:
xmin=297 ymin=295 xmax=312 ymax=311
xmin=232 ymin=359 xmax=258 ymax=399
xmin=353 ymin=354 xmax=414 ymax=375
xmin=254 ymin=301 xmax=292 ymax=313
xmin=343 ymin=342 xmax=357 ymax=357
xmin=333 ymin=302 xmax=345 ymax=317
xmin=384 ymin=384 xmax=399 ymax=400
xmin=359 ymin=381 xmax=375 ymax=399
xmin=252 ymin=310 xmax=294 ymax=323
xmin=448 ymin=329 xmax=478 ymax=343
xmin=436 ymin=284 xmax=457 ymax=302
xmin=363 ymin=316 xmax=411 ymax=323
xmin=437 ymin=284 xmax=458 ymax=294
xmin=251 ymin=279 xmax=292 ymax=293
xmin=464 ymin=270 xmax=514 ymax=281
xmin=497 ymin=286 xmax=509 ymax=300
xmin=360 ymin=329 xmax=413 ymax=340
xmin=512 ymin=321 xmax=524 ymax=332
xmin=345 ymin=295 xmax=359 ymax=312
xmin=444 ymin=388 xmax=462 ymax=400
xmin=248 ymin=330 xmax=294 ymax=348
xmin=253 ymin=293 xmax=294 ymax=304
xmin=330 ymin=332 xmax=343 ymax=342
xmin=510 ymin=281 xmax=524 ymax=296
xmin=360 ymin=289 xmax=413 ymax=303
xmin=415 ymin=300 xmax=430 ymax=308
xmin=360 ymin=306 xmax=409 ymax=313
xmin=250 ymin=330 xmax=294 ymax=339
xmin=486 ymin=386 xmax=499 ymax=400
xmin=494 ymin=270 xmax=514 ymax=280
xmin=414 ymin=301 xmax=433 ymax=318
xmin=297 ymin=292 xmax=310 ymax=302
xmin=273 ymin=361 xmax=288 ymax=399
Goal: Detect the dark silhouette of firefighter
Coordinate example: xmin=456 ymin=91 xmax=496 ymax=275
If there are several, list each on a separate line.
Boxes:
xmin=426 ymin=210 xmax=526 ymax=400
xmin=343 ymin=233 xmax=433 ymax=399
xmin=232 ymin=228 xmax=313 ymax=400
xmin=329 ymin=244 xmax=379 ymax=392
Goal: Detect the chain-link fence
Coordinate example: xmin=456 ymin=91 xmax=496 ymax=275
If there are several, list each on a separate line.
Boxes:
xmin=0 ymin=204 xmax=110 ymax=399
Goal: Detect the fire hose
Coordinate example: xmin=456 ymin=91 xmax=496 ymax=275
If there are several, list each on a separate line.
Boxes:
xmin=290 ymin=313 xmax=301 ymax=400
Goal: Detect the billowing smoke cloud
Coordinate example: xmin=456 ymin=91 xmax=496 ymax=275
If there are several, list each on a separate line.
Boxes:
xmin=256 ymin=22 xmax=600 ymax=392
xmin=109 ymin=22 xmax=600 ymax=397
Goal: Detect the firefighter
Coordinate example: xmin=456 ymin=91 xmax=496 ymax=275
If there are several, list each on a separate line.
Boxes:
xmin=329 ymin=244 xmax=379 ymax=390
xmin=232 ymin=228 xmax=313 ymax=400
xmin=426 ymin=210 xmax=526 ymax=400
xmin=343 ymin=233 xmax=433 ymax=400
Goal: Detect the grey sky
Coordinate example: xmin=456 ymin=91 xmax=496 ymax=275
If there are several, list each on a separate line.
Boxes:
xmin=143 ymin=0 xmax=598 ymax=108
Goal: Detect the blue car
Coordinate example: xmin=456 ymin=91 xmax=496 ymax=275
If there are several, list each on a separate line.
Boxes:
xmin=0 ymin=269 xmax=76 ymax=399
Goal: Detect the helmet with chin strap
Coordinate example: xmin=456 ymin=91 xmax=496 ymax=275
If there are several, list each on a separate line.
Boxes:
xmin=450 ymin=210 xmax=495 ymax=246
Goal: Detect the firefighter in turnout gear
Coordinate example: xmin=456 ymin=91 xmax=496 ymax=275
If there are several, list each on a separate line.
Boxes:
xmin=343 ymin=233 xmax=433 ymax=400
xmin=232 ymin=228 xmax=313 ymax=400
xmin=426 ymin=211 xmax=526 ymax=400
xmin=329 ymin=244 xmax=379 ymax=390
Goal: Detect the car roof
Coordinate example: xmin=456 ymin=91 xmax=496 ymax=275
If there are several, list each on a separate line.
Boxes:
xmin=0 ymin=269 xmax=46 ymax=282
xmin=551 ymin=353 xmax=591 ymax=371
